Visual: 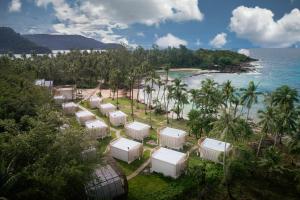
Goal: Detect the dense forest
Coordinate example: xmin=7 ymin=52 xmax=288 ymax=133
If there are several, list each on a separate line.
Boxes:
xmin=0 ymin=27 xmax=51 ymax=54
xmin=6 ymin=46 xmax=255 ymax=88
xmin=1 ymin=48 xmax=299 ymax=200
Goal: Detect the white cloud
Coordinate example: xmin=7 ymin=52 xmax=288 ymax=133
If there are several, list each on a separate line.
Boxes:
xmin=33 ymin=0 xmax=203 ymax=45
xmin=155 ymin=33 xmax=187 ymax=48
xmin=210 ymin=33 xmax=227 ymax=48
xmin=137 ymin=32 xmax=145 ymax=37
xmin=229 ymin=6 xmax=300 ymax=47
xmin=238 ymin=49 xmax=250 ymax=57
xmin=9 ymin=0 xmax=21 ymax=12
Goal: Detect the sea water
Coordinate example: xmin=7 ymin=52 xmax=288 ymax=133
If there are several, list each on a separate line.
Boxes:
xmin=168 ymin=48 xmax=300 ymax=120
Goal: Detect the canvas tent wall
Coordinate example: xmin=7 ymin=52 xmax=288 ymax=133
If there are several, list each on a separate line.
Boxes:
xmin=75 ymin=110 xmax=95 ymax=125
xmin=198 ymin=138 xmax=231 ymax=163
xmin=158 ymin=127 xmax=186 ymax=150
xmin=89 ymin=96 xmax=102 ymax=109
xmin=35 ymin=79 xmax=53 ymax=88
xmin=54 ymin=95 xmax=65 ymax=104
xmin=125 ymin=121 xmax=150 ymax=141
xmin=99 ymin=103 xmax=116 ymax=116
xmin=56 ymin=87 xmax=74 ymax=100
xmin=85 ymin=165 xmax=127 ymax=200
xmin=62 ymin=102 xmax=78 ymax=114
xmin=109 ymin=111 xmax=127 ymax=127
xmin=150 ymin=147 xmax=188 ymax=179
xmin=110 ymin=138 xmax=143 ymax=164
xmin=85 ymin=120 xmax=108 ymax=139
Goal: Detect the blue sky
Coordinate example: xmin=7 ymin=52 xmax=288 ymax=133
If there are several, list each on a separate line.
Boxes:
xmin=1 ymin=0 xmax=300 ymax=49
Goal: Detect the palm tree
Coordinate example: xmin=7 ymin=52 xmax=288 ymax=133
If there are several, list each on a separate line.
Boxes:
xmin=145 ymin=85 xmax=155 ymax=128
xmin=257 ymin=106 xmax=276 ymax=156
xmin=222 ymin=80 xmax=235 ymax=110
xmin=271 ymin=85 xmax=299 ymax=111
xmin=240 ymin=81 xmax=262 ymax=120
xmin=170 ymin=78 xmax=188 ymax=120
xmin=189 ymin=89 xmax=199 ymax=109
xmin=161 ymin=64 xmax=170 ymax=115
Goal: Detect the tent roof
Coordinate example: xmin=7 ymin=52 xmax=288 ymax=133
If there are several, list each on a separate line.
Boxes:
xmin=90 ymin=96 xmax=101 ymax=101
xmin=126 ymin=121 xmax=150 ymax=130
xmin=201 ymin=138 xmax=231 ymax=152
xmin=85 ymin=119 xmax=107 ymax=129
xmin=100 ymin=103 xmax=116 ymax=109
xmin=111 ymin=138 xmax=141 ymax=151
xmin=152 ymin=147 xmax=186 ymax=165
xmin=54 ymin=95 xmax=65 ymax=99
xmin=57 ymin=87 xmax=73 ymax=91
xmin=160 ymin=127 xmax=186 ymax=138
xmin=76 ymin=110 xmax=94 ymax=118
xmin=62 ymin=102 xmax=77 ymax=108
xmin=110 ymin=111 xmax=127 ymax=118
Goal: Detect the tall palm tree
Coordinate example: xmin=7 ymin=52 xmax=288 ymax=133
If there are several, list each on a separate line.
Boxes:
xmin=161 ymin=64 xmax=170 ymax=114
xmin=222 ymin=80 xmax=235 ymax=110
xmin=145 ymin=85 xmax=155 ymax=128
xmin=170 ymin=78 xmax=188 ymax=120
xmin=271 ymin=85 xmax=299 ymax=112
xmin=240 ymin=81 xmax=262 ymax=120
xmin=257 ymin=106 xmax=276 ymax=156
xmin=189 ymin=89 xmax=199 ymax=109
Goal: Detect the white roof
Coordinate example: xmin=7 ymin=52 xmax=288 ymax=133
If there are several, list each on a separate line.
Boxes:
xmin=54 ymin=95 xmax=65 ymax=99
xmin=62 ymin=102 xmax=77 ymax=108
xmin=160 ymin=127 xmax=186 ymax=138
xmin=85 ymin=119 xmax=107 ymax=129
xmin=90 ymin=96 xmax=101 ymax=101
xmin=201 ymin=138 xmax=231 ymax=152
xmin=111 ymin=138 xmax=141 ymax=151
xmin=75 ymin=110 xmax=94 ymax=118
xmin=152 ymin=147 xmax=186 ymax=165
xmin=110 ymin=111 xmax=127 ymax=118
xmin=57 ymin=87 xmax=73 ymax=91
xmin=35 ymin=79 xmax=45 ymax=85
xmin=126 ymin=121 xmax=150 ymax=130
xmin=100 ymin=103 xmax=116 ymax=109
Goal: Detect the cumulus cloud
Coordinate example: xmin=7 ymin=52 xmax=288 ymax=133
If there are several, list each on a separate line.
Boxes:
xmin=229 ymin=6 xmax=300 ymax=47
xmin=155 ymin=33 xmax=187 ymax=48
xmin=9 ymin=0 xmax=21 ymax=12
xmin=210 ymin=33 xmax=227 ymax=48
xmin=238 ymin=49 xmax=250 ymax=57
xmin=33 ymin=0 xmax=203 ymax=45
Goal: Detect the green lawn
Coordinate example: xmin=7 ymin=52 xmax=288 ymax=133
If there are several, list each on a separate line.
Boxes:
xmin=116 ymin=149 xmax=151 ymax=176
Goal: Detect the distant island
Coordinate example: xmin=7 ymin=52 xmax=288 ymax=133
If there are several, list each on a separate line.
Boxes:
xmin=0 ymin=27 xmax=51 ymax=54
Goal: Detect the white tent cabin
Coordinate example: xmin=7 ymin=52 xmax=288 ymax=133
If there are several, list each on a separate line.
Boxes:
xmin=99 ymin=103 xmax=116 ymax=116
xmin=62 ymin=102 xmax=78 ymax=114
xmin=89 ymin=96 xmax=102 ymax=109
xmin=85 ymin=119 xmax=108 ymax=139
xmin=150 ymin=147 xmax=188 ymax=179
xmin=110 ymin=138 xmax=143 ymax=164
xmin=75 ymin=110 xmax=95 ymax=125
xmin=109 ymin=111 xmax=127 ymax=127
xmin=125 ymin=121 xmax=150 ymax=142
xmin=55 ymin=87 xmax=75 ymax=100
xmin=158 ymin=127 xmax=186 ymax=150
xmin=35 ymin=79 xmax=53 ymax=89
xmin=54 ymin=95 xmax=65 ymax=104
xmin=198 ymin=138 xmax=231 ymax=164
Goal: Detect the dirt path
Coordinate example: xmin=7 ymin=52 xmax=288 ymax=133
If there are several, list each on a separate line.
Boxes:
xmin=127 ymin=157 xmax=151 ymax=180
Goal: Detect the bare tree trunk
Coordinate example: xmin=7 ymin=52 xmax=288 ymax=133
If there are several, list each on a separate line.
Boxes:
xmin=256 ymin=133 xmax=265 ymax=156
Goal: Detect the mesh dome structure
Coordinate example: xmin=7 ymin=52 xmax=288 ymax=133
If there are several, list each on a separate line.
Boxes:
xmin=85 ymin=164 xmax=128 ymax=200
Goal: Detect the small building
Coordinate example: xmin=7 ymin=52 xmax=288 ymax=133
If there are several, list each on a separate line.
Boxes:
xmin=110 ymin=138 xmax=143 ymax=164
xmin=54 ymin=95 xmax=65 ymax=104
xmin=85 ymin=164 xmax=128 ymax=200
xmin=56 ymin=87 xmax=74 ymax=100
xmin=75 ymin=110 xmax=95 ymax=125
xmin=89 ymin=96 xmax=102 ymax=109
xmin=85 ymin=119 xmax=108 ymax=139
xmin=99 ymin=103 xmax=116 ymax=116
xmin=35 ymin=79 xmax=53 ymax=88
xmin=62 ymin=102 xmax=78 ymax=114
xmin=109 ymin=111 xmax=127 ymax=127
xmin=158 ymin=127 xmax=186 ymax=150
xmin=150 ymin=147 xmax=188 ymax=179
xmin=198 ymin=138 xmax=231 ymax=164
xmin=125 ymin=121 xmax=150 ymax=142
